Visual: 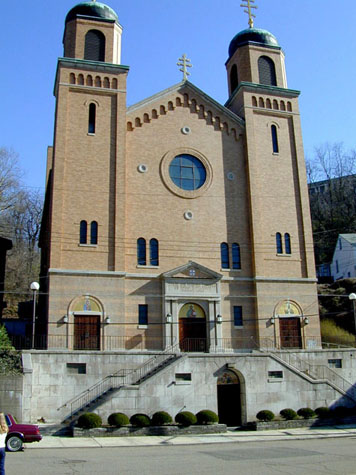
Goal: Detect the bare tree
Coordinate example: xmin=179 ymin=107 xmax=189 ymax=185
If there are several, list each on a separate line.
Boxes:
xmin=0 ymin=147 xmax=22 ymax=213
xmin=307 ymin=143 xmax=356 ymax=265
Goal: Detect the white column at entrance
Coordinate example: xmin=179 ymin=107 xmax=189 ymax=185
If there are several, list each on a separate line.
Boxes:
xmin=172 ymin=300 xmax=179 ymax=350
xmin=164 ymin=299 xmax=173 ymax=350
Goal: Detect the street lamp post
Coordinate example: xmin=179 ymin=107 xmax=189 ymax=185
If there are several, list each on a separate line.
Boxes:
xmin=348 ymin=293 xmax=356 ymax=347
xmin=30 ymin=282 xmax=40 ymax=349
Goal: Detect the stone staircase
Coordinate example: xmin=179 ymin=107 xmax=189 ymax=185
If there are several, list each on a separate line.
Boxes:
xmin=269 ymin=351 xmax=356 ymax=404
xmin=60 ymin=346 xmax=184 ymax=423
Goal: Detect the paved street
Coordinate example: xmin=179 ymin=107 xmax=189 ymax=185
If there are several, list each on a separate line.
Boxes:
xmin=6 ymin=438 xmax=356 ymax=475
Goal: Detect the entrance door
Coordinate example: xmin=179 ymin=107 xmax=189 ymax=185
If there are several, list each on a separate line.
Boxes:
xmin=74 ymin=315 xmax=100 ymax=350
xmin=179 ymin=303 xmax=207 ymax=352
xmin=279 ymin=317 xmax=302 ymax=349
xmin=217 ymin=370 xmax=241 ymax=426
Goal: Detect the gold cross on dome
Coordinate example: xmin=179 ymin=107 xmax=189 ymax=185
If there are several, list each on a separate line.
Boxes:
xmin=177 ymin=54 xmax=192 ymax=81
xmin=241 ymin=0 xmax=258 ymax=28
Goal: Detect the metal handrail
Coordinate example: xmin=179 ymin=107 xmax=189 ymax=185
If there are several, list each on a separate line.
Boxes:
xmin=60 ymin=340 xmax=181 ymax=419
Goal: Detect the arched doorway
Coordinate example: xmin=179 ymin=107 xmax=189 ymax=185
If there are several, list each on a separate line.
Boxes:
xmin=179 ymin=303 xmax=207 ymax=352
xmin=275 ymin=300 xmax=303 ymax=349
xmin=69 ymin=295 xmax=103 ymax=350
xmin=217 ymin=370 xmax=241 ymax=426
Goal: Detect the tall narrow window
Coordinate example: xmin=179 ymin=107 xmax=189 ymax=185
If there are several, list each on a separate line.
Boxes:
xmin=258 ymin=56 xmax=277 ymax=86
xmin=230 ymin=64 xmax=238 ymax=94
xmin=276 ymin=233 xmax=283 ymax=254
xmin=88 ymin=103 xmax=96 ymax=134
xmin=84 ymin=30 xmax=106 ymax=62
xmin=271 ymin=125 xmax=279 ymax=153
xmin=90 ymin=221 xmax=98 ymax=245
xmin=150 ymin=238 xmax=159 ymax=266
xmin=138 ymin=304 xmax=148 ymax=326
xmin=233 ymin=306 xmax=243 ymax=327
xmin=232 ymin=243 xmax=241 ymax=269
xmin=284 ymin=233 xmax=291 ymax=254
xmin=137 ymin=238 xmax=146 ymax=265
xmin=80 ymin=220 xmax=87 ymax=244
xmin=220 ymin=243 xmax=230 ymax=269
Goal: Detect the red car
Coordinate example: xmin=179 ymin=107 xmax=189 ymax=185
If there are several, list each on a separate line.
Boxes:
xmin=5 ymin=414 xmax=42 ymax=452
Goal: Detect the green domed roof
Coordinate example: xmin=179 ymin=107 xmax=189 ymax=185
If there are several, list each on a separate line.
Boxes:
xmin=228 ymin=28 xmax=279 ymax=58
xmin=66 ymin=1 xmax=119 ymax=24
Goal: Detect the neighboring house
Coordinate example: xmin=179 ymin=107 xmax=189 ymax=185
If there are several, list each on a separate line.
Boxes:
xmin=308 ymin=174 xmax=356 ymax=197
xmin=331 ymin=234 xmax=356 ymax=280
xmin=12 ymin=1 xmax=356 ymax=427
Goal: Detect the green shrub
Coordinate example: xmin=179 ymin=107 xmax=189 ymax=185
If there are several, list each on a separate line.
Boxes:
xmin=196 ymin=410 xmax=219 ymax=425
xmin=315 ymin=407 xmax=331 ymax=419
xmin=151 ymin=411 xmax=173 ymax=426
xmin=175 ymin=411 xmax=197 ymax=427
xmin=77 ymin=412 xmax=102 ymax=429
xmin=332 ymin=406 xmax=350 ymax=418
xmin=107 ymin=412 xmax=130 ymax=427
xmin=256 ymin=410 xmax=275 ymax=422
xmin=297 ymin=408 xmax=316 ymax=419
xmin=280 ymin=408 xmax=297 ymax=420
xmin=130 ymin=413 xmax=151 ymax=427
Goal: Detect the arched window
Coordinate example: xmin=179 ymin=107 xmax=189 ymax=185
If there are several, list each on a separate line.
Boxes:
xmin=276 ymin=233 xmax=283 ymax=254
xmin=137 ymin=238 xmax=146 ymax=265
xmin=84 ymin=30 xmax=106 ymax=62
xmin=230 ymin=64 xmax=238 ymax=94
xmin=78 ymin=74 xmax=84 ymax=85
xmin=232 ymin=243 xmax=241 ymax=269
xmin=88 ymin=103 xmax=96 ymax=134
xmin=284 ymin=233 xmax=291 ymax=254
xmin=258 ymin=56 xmax=277 ymax=86
xmin=80 ymin=220 xmax=87 ymax=244
xmin=90 ymin=221 xmax=98 ymax=245
xmin=150 ymin=238 xmax=159 ymax=266
xmin=271 ymin=125 xmax=279 ymax=153
xmin=70 ymin=73 xmax=76 ymax=84
xmin=221 ymin=243 xmax=229 ymax=269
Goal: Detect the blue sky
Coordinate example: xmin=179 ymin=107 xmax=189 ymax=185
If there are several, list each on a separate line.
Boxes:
xmin=1 ymin=0 xmax=355 ymax=191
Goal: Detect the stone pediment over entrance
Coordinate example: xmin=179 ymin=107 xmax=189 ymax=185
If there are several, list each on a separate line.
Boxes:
xmin=163 ymin=261 xmax=222 ymax=282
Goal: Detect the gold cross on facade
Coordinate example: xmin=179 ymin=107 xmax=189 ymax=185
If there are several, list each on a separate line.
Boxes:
xmin=240 ymin=0 xmax=258 ymax=28
xmin=177 ymin=54 xmax=192 ymax=81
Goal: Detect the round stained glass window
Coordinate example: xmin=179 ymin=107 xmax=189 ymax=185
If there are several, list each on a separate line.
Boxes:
xmin=169 ymin=154 xmax=206 ymax=191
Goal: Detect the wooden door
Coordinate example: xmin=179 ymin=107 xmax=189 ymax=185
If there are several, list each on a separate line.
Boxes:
xmin=74 ymin=315 xmax=100 ymax=350
xmin=279 ymin=317 xmax=302 ymax=348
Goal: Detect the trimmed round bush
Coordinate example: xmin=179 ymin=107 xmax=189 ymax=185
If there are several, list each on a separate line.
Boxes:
xmin=175 ymin=411 xmax=197 ymax=427
xmin=151 ymin=411 xmax=173 ymax=426
xmin=256 ymin=410 xmax=275 ymax=422
xmin=77 ymin=412 xmax=102 ymax=429
xmin=196 ymin=410 xmax=219 ymax=425
xmin=332 ymin=406 xmax=350 ymax=419
xmin=280 ymin=408 xmax=297 ymax=420
xmin=315 ymin=407 xmax=331 ymax=419
xmin=130 ymin=413 xmax=151 ymax=427
xmin=297 ymin=408 xmax=316 ymax=419
xmin=107 ymin=412 xmax=130 ymax=427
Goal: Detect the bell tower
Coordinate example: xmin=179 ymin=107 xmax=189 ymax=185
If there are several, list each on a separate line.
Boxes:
xmin=46 ymin=0 xmax=128 ymax=278
xmin=63 ymin=0 xmax=123 ymax=64
xmin=224 ymin=2 xmax=319 ymax=346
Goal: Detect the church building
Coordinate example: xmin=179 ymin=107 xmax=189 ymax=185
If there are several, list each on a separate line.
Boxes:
xmin=29 ymin=1 xmax=355 ymax=425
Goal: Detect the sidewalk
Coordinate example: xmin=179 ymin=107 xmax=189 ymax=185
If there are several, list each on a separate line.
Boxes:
xmin=25 ymin=424 xmax=356 ymax=449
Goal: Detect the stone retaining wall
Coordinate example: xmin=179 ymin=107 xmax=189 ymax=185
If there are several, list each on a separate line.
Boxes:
xmin=245 ymin=416 xmax=356 ymax=431
xmin=73 ymin=424 xmax=227 ymax=437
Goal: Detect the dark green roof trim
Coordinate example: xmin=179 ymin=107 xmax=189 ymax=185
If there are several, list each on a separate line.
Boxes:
xmin=58 ymin=57 xmax=129 ymax=71
xmin=225 ymin=81 xmax=300 ymax=108
xmin=127 ymin=80 xmax=245 ymax=129
xmin=54 ymin=57 xmax=129 ymax=96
